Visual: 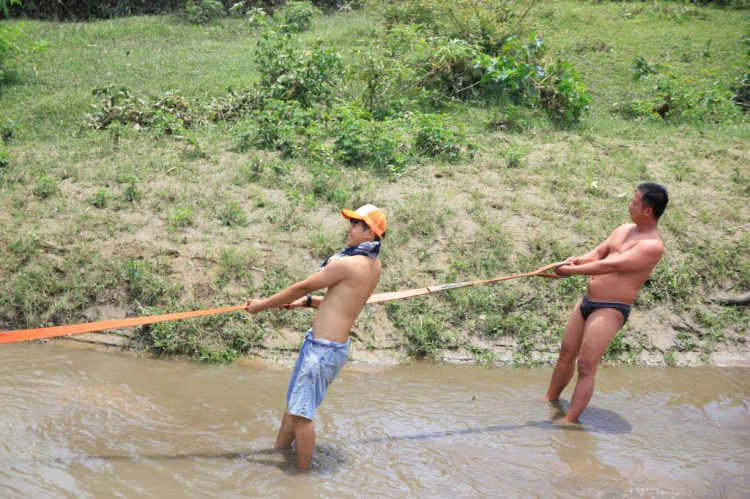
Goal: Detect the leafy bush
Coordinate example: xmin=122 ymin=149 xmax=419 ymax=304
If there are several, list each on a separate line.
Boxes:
xmin=628 ymin=69 xmax=744 ymax=122
xmin=476 ymin=36 xmax=593 ymax=121
xmin=411 ymin=112 xmax=468 ymax=162
xmin=255 ymin=23 xmax=343 ymax=107
xmin=123 ymin=175 xmax=141 ymax=203
xmin=184 ymin=0 xmax=224 ymax=24
xmin=276 ymin=1 xmax=320 ymax=32
xmin=85 ymin=86 xmax=257 ymax=131
xmin=168 ymin=206 xmax=195 ymax=230
xmin=0 ymin=21 xmax=44 ymax=84
xmin=376 ymin=0 xmax=534 ymax=54
xmin=234 ymin=98 xmax=316 ymax=153
xmin=331 ymin=104 xmax=408 ymax=173
xmin=218 ymin=200 xmax=248 ymax=226
xmin=0 ymin=140 xmax=8 ymax=169
xmin=86 ymin=86 xmax=192 ymax=130
xmin=6 ymin=0 xmax=182 ymax=20
xmin=632 ymin=56 xmax=655 ymax=81
xmin=33 ymin=175 xmax=57 ymax=199
xmin=352 ymin=24 xmax=483 ymax=116
xmin=91 ymin=189 xmax=108 ymax=208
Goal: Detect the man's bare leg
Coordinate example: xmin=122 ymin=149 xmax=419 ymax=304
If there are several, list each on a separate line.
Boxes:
xmin=292 ymin=415 xmax=315 ymax=469
xmin=274 ymin=410 xmax=295 ymax=449
xmin=563 ymin=308 xmax=624 ymax=422
xmin=545 ymin=299 xmax=585 ymax=401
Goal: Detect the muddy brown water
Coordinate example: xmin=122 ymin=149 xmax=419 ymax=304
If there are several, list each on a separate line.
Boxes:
xmin=1 ymin=343 xmax=748 ymax=498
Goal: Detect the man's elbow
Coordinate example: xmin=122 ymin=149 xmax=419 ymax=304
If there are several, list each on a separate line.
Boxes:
xmin=291 ymin=281 xmax=316 ymax=295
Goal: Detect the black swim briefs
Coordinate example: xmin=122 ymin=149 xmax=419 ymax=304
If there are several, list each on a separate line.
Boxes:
xmin=579 ymin=295 xmax=631 ymax=323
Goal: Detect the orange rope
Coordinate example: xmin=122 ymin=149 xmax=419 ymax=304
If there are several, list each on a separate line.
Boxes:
xmin=0 ymin=262 xmax=568 ymax=344
xmin=0 ymin=305 xmax=246 ymax=344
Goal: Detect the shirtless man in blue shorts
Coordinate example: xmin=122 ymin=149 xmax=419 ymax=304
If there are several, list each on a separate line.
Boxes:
xmin=545 ymin=183 xmax=668 ymax=423
xmin=245 ymin=205 xmax=386 ymax=468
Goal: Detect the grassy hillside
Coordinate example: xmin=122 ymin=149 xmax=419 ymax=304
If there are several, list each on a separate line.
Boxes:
xmin=1 ymin=1 xmax=748 ymax=365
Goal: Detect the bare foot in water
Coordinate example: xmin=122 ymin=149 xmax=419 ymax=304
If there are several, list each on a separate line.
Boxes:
xmin=554 ymin=418 xmax=584 ymax=431
xmin=547 ymin=399 xmax=566 ymax=421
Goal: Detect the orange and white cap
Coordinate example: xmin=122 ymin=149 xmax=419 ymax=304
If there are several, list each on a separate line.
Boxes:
xmin=341 ymin=204 xmax=386 ymax=237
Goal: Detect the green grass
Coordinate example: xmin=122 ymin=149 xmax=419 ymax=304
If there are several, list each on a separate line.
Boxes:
xmin=0 ymin=1 xmax=748 ymax=364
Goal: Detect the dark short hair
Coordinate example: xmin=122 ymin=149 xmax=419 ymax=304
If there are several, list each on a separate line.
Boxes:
xmin=637 ymin=182 xmax=669 ymax=220
xmin=351 ymin=218 xmax=384 ymax=241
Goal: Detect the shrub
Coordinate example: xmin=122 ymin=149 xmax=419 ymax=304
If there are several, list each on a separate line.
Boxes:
xmin=331 ymin=104 xmax=408 ymax=174
xmin=33 ymin=175 xmax=57 ymax=199
xmin=353 ymin=24 xmax=483 ymax=116
xmin=276 ymin=1 xmax=320 ymax=33
xmin=184 ymin=0 xmax=224 ymax=24
xmin=735 ymin=71 xmax=750 ymax=108
xmin=218 ymin=200 xmax=248 ymax=226
xmin=7 ymin=0 xmax=182 ymax=20
xmin=235 ymin=98 xmax=316 ymax=152
xmin=628 ymin=70 xmax=743 ymax=122
xmin=632 ymin=56 xmax=656 ymax=81
xmin=0 ymin=21 xmax=45 ymax=84
xmin=168 ymin=206 xmax=195 ymax=230
xmin=255 ymin=23 xmax=343 ymax=107
xmin=91 ymin=189 xmax=108 ymax=208
xmin=123 ymin=175 xmax=141 ymax=203
xmin=85 ymin=86 xmax=256 ymax=131
xmin=476 ymin=35 xmax=593 ymax=121
xmin=376 ymin=0 xmax=534 ymax=54
xmin=0 ymin=140 xmax=8 ymax=169
xmin=411 ymin=112 xmax=468 ymax=162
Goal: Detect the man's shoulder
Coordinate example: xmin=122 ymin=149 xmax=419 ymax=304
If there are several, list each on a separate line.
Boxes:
xmin=635 ymin=237 xmax=664 ymax=261
xmin=326 ymin=255 xmax=375 ymax=271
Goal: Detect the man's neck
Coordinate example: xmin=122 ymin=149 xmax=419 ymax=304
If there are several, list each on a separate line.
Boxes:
xmin=634 ymin=219 xmax=658 ymax=232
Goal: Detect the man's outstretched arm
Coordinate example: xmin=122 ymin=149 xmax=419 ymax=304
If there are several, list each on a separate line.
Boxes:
xmin=245 ymin=259 xmax=348 ymax=313
xmin=568 ymin=228 xmax=619 ymax=265
xmin=558 ymin=241 xmax=663 ymax=276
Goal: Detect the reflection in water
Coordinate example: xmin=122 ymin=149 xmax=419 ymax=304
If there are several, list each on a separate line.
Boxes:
xmin=59 ymin=403 xmax=633 ymax=465
xmin=0 ymin=344 xmax=748 ymax=498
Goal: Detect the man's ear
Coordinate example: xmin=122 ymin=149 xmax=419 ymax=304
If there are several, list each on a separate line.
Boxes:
xmin=643 ymin=206 xmax=654 ymax=218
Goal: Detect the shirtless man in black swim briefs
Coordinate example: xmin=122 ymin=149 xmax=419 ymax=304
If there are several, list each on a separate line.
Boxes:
xmin=544 ymin=182 xmax=668 ymax=422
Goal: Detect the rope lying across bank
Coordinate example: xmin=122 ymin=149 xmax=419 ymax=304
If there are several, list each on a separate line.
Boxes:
xmin=0 ymin=262 xmax=569 ymax=345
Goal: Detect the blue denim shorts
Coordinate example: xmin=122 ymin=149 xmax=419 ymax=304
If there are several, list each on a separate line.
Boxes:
xmin=286 ymin=329 xmax=350 ymax=420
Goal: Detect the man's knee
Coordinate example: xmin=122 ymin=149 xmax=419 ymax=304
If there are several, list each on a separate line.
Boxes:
xmin=558 ymin=342 xmax=579 ymax=363
xmin=576 ymin=357 xmax=599 ymax=377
